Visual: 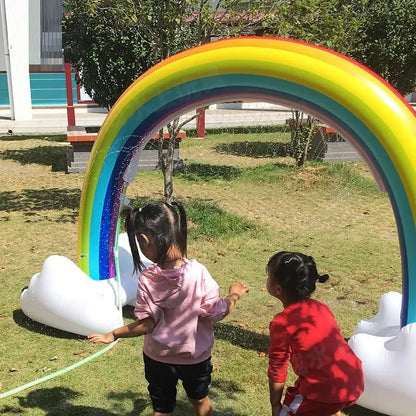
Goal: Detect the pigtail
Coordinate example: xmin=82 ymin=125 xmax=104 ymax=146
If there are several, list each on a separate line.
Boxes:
xmin=307 ymin=255 xmax=330 ymax=284
xmin=122 ymin=206 xmax=145 ymax=273
xmin=170 ymin=200 xmax=188 ymax=256
xmin=293 ymin=260 xmax=315 ymax=300
xmin=317 ymin=273 xmax=329 ymax=283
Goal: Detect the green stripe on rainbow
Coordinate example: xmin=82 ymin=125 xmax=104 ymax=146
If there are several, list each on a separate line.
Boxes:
xmin=77 ymin=37 xmax=416 ymax=325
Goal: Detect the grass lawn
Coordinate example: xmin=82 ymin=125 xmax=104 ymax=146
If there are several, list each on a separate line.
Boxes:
xmin=0 ymin=130 xmax=400 ymax=415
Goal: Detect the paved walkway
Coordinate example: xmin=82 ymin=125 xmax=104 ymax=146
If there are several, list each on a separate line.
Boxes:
xmin=0 ymin=108 xmax=108 ymax=135
xmin=1 ymin=103 xmax=414 ymax=136
xmin=0 ymin=106 xmax=292 ymax=136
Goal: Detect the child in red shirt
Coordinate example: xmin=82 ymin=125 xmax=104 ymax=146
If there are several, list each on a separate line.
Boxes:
xmin=266 ymin=251 xmax=364 ymax=416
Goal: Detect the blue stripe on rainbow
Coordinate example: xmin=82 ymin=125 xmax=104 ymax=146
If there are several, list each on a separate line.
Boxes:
xmin=77 ymin=38 xmax=416 ymax=326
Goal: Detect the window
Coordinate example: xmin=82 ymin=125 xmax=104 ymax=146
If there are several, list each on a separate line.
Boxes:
xmin=41 ymin=0 xmax=64 ymax=64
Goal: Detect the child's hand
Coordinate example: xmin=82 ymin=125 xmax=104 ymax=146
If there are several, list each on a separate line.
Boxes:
xmin=88 ymin=332 xmax=115 ymax=344
xmin=229 ymin=281 xmax=249 ymax=299
xmin=224 ymin=281 xmax=249 ymax=315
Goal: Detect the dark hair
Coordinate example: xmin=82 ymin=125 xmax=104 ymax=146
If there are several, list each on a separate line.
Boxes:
xmin=122 ymin=200 xmax=187 ymax=272
xmin=266 ymin=251 xmax=329 ymax=303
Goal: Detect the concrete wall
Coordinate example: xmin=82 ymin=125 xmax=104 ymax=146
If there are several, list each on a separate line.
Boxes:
xmin=0 ymin=0 xmax=32 ymax=119
xmin=29 ymin=0 xmax=41 ymax=65
xmin=0 ymin=0 xmax=41 ymax=70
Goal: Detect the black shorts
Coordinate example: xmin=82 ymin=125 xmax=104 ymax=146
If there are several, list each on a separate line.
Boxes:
xmin=143 ymin=353 xmax=213 ymax=414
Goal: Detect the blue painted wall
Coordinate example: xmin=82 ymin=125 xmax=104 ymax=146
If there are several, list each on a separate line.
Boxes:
xmin=0 ymin=75 xmax=8 ymax=106
xmin=0 ymin=72 xmax=78 ymax=107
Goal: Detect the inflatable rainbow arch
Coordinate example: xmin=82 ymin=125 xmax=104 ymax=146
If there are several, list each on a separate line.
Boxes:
xmin=78 ymin=37 xmax=416 ymax=327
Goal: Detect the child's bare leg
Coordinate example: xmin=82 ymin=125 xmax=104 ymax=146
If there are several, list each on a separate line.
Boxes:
xmin=153 ymin=412 xmax=173 ymax=416
xmin=189 ymin=396 xmax=213 ymax=416
xmin=330 ymin=412 xmax=342 ymax=416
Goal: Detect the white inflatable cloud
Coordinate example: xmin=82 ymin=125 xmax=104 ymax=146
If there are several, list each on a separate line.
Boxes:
xmin=354 ymin=291 xmax=402 ymax=336
xmin=20 ymin=234 xmax=149 ymax=336
xmin=349 ymin=292 xmax=416 ymax=416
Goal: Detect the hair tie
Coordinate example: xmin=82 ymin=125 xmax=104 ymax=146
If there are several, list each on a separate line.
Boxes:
xmin=284 ymin=257 xmax=298 ymax=265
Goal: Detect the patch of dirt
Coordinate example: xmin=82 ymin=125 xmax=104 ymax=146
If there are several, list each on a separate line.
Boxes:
xmin=292 ymin=166 xmax=325 ymax=187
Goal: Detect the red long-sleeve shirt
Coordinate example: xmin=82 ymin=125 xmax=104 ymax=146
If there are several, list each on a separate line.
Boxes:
xmin=268 ymin=298 xmax=364 ymax=403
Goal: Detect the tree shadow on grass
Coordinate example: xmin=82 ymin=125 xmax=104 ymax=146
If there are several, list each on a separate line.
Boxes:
xmin=175 ymin=163 xmax=242 ymax=181
xmin=0 ymin=387 xmax=142 ymax=416
xmin=214 ymin=322 xmax=269 ymax=353
xmin=0 ymin=188 xmax=80 ymax=222
xmin=210 ymin=377 xmax=245 ymax=399
xmin=216 ymin=141 xmax=288 ymax=158
xmin=0 ymin=134 xmax=67 ymax=142
xmin=109 ymin=380 xmax=250 ymax=415
xmin=0 ymin=386 xmax=251 ymax=416
xmin=0 ymin=385 xmax=384 ymax=416
xmin=0 ymin=145 xmax=70 ymax=171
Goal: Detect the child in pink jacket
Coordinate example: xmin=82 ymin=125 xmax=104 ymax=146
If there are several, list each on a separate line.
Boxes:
xmin=89 ymin=200 xmax=248 ymax=416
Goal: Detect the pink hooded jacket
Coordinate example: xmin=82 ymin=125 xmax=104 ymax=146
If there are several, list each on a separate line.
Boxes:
xmin=134 ymin=258 xmax=228 ymax=364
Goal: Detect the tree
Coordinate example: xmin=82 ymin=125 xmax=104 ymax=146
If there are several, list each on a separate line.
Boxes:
xmin=254 ymin=0 xmax=416 ymax=164
xmin=250 ymin=0 xmax=366 ymax=166
xmin=255 ymin=0 xmax=364 ymax=55
xmin=63 ymin=0 xmax=263 ymax=200
xmin=350 ymin=0 xmax=416 ymax=95
xmin=123 ymin=0 xmax=262 ymax=201
xmin=62 ymin=0 xmax=152 ymax=109
xmin=63 ymin=0 xmax=416 ymax=175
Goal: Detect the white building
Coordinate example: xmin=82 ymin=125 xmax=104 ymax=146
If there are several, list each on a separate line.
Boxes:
xmin=0 ymin=0 xmax=77 ymax=120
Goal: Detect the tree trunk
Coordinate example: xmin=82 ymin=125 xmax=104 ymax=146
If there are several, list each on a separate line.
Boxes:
xmin=289 ymin=111 xmax=316 ymax=167
xmin=158 ymin=119 xmax=179 ymax=202
xmin=158 ymin=110 xmax=205 ymax=202
xmin=301 ymin=117 xmax=316 ymax=166
xmin=163 ymin=136 xmax=176 ymax=202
